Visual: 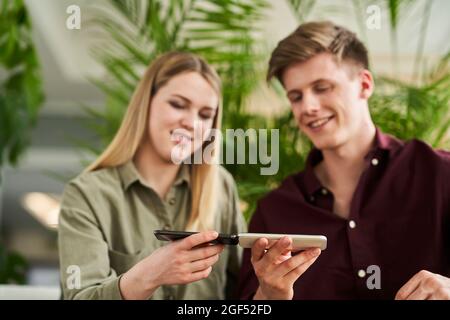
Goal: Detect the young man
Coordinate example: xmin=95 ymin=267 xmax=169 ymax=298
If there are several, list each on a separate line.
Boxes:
xmin=237 ymin=21 xmax=450 ymax=300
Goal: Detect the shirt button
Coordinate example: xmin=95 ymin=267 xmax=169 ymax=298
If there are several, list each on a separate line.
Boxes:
xmin=349 ymin=220 xmax=356 ymax=229
xmin=309 ymin=195 xmax=315 ymax=202
xmin=371 ymin=158 xmax=379 ymax=166
xmin=358 ymin=269 xmax=366 ymax=278
xmin=163 ymin=224 xmax=171 ymax=229
xmin=321 ymin=188 xmax=328 ymax=195
xmin=166 ymin=294 xmax=175 ymax=300
xmin=169 ymin=198 xmax=176 ymax=205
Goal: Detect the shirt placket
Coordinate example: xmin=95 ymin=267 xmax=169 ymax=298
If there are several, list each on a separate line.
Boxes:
xmin=346 ymin=151 xmax=383 ymax=298
xmin=165 ymin=184 xmax=189 ymax=300
xmin=143 ymin=187 xmax=177 ymax=300
xmin=163 ymin=186 xmax=178 ymax=229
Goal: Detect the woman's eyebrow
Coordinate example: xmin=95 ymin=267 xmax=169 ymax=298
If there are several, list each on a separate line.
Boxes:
xmin=172 ymin=94 xmax=217 ymax=110
xmin=171 ymin=94 xmax=191 ymax=103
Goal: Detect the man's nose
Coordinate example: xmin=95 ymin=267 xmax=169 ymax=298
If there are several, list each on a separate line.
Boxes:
xmin=300 ymin=92 xmax=320 ymax=115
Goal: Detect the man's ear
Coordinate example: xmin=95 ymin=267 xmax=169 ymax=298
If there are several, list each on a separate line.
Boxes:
xmin=360 ymin=69 xmax=374 ymax=99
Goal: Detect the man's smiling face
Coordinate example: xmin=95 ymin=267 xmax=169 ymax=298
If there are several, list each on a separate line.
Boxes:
xmin=282 ymin=52 xmax=372 ymax=151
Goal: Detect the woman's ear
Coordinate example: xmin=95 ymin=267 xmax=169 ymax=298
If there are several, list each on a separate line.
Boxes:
xmin=360 ymin=69 xmax=374 ymax=99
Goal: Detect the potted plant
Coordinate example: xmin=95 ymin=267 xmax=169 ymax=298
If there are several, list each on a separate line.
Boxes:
xmin=0 ymin=0 xmax=45 ymax=284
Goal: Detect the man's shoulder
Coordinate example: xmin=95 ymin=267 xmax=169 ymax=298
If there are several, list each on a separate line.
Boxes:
xmin=401 ymin=137 xmax=450 ymax=163
xmin=378 ymin=130 xmax=450 ymax=164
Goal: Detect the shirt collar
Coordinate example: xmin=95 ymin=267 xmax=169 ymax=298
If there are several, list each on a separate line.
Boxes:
xmin=118 ymin=160 xmax=191 ymax=191
xmin=374 ymin=127 xmax=403 ymax=152
xmin=302 ymin=127 xmax=402 ymax=197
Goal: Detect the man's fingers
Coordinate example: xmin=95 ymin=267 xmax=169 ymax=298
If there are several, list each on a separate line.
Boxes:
xmin=428 ymin=288 xmax=450 ymax=300
xmin=395 ymin=271 xmax=426 ymax=300
xmin=179 ymin=231 xmax=218 ymax=250
xmin=396 ymin=270 xmax=450 ymax=300
xmin=284 ymin=255 xmax=319 ymax=283
xmin=405 ymin=287 xmax=430 ymax=300
xmin=251 ymin=238 xmax=269 ymax=263
xmin=277 ymin=248 xmax=321 ymax=279
xmin=264 ymin=237 xmax=292 ymax=263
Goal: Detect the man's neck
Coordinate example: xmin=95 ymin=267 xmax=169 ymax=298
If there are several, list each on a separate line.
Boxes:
xmin=315 ymin=123 xmax=377 ymax=194
xmin=133 ymin=141 xmax=180 ymax=199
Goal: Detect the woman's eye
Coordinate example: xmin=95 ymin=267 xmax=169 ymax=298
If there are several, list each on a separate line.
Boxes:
xmin=169 ymin=101 xmax=184 ymax=109
xmin=199 ymin=112 xmax=213 ymax=120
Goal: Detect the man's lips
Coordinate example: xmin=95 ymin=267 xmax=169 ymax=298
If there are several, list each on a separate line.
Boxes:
xmin=306 ymin=115 xmax=335 ymax=129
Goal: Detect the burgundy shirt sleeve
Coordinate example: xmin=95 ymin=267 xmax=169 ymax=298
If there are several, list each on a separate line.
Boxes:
xmin=237 ymin=204 xmax=266 ymax=300
xmin=438 ymin=149 xmax=450 ymax=270
xmin=438 ymin=149 xmax=450 ymax=207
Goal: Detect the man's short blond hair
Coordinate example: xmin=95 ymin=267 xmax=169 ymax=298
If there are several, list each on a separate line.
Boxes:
xmin=267 ymin=21 xmax=369 ymax=84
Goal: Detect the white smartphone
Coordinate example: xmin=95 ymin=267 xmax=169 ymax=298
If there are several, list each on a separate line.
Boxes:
xmin=238 ymin=233 xmax=327 ymax=251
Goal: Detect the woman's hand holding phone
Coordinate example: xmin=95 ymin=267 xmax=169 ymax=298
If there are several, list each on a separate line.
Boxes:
xmin=119 ymin=231 xmax=224 ymax=300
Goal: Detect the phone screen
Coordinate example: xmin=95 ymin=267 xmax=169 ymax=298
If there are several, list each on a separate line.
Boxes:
xmin=154 ymin=230 xmax=239 ymax=245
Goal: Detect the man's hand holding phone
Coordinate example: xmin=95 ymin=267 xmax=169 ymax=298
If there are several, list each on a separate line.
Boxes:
xmin=251 ymin=236 xmax=321 ymax=300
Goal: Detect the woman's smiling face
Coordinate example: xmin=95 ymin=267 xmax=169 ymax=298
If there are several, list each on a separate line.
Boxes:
xmin=146 ymin=71 xmax=219 ymax=164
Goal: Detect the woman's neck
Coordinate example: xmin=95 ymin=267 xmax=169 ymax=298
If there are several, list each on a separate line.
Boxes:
xmin=133 ymin=141 xmax=180 ymax=199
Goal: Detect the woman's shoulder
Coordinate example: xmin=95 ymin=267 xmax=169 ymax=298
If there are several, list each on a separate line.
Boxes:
xmin=70 ymin=166 xmax=121 ymax=192
xmin=61 ymin=166 xmax=122 ymax=210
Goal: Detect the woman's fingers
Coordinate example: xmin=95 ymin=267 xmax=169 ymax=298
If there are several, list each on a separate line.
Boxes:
xmin=189 ymin=254 xmax=220 ymax=272
xmin=188 ymin=266 xmax=213 ymax=283
xmin=189 ymin=244 xmax=224 ymax=261
xmin=179 ymin=231 xmax=219 ymax=250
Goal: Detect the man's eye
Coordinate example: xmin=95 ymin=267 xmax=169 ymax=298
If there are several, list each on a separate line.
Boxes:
xmin=315 ymin=86 xmax=330 ymax=92
xmin=289 ymin=95 xmax=302 ymax=102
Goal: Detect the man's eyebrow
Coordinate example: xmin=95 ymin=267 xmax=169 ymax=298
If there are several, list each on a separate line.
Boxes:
xmin=171 ymin=94 xmax=217 ymax=110
xmin=286 ymin=78 xmax=333 ymax=95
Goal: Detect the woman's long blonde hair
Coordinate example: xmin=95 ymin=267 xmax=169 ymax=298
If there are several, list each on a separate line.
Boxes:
xmin=85 ymin=52 xmax=222 ymax=231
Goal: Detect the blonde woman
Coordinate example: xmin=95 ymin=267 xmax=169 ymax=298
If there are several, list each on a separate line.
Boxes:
xmin=58 ymin=52 xmax=246 ymax=300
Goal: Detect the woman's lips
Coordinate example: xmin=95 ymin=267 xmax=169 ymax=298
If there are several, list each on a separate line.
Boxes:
xmin=171 ymin=130 xmax=193 ymax=144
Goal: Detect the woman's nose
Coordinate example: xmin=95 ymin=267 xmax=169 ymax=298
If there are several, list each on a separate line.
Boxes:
xmin=180 ymin=111 xmax=196 ymax=131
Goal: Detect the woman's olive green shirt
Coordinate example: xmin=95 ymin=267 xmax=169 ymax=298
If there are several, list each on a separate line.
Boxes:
xmin=58 ymin=161 xmax=246 ymax=300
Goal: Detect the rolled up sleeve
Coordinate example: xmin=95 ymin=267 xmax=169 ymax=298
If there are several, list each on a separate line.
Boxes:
xmin=58 ymin=183 xmax=124 ymax=300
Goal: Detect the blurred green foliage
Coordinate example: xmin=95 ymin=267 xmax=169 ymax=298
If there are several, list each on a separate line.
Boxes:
xmin=0 ymin=244 xmax=28 ymax=284
xmin=0 ymin=0 xmax=43 ymax=284
xmin=83 ymin=0 xmax=449 ymax=220
xmin=0 ymin=0 xmax=44 ymax=168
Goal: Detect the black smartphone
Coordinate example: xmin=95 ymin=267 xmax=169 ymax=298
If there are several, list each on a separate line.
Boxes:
xmin=153 ymin=230 xmax=239 ymax=245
